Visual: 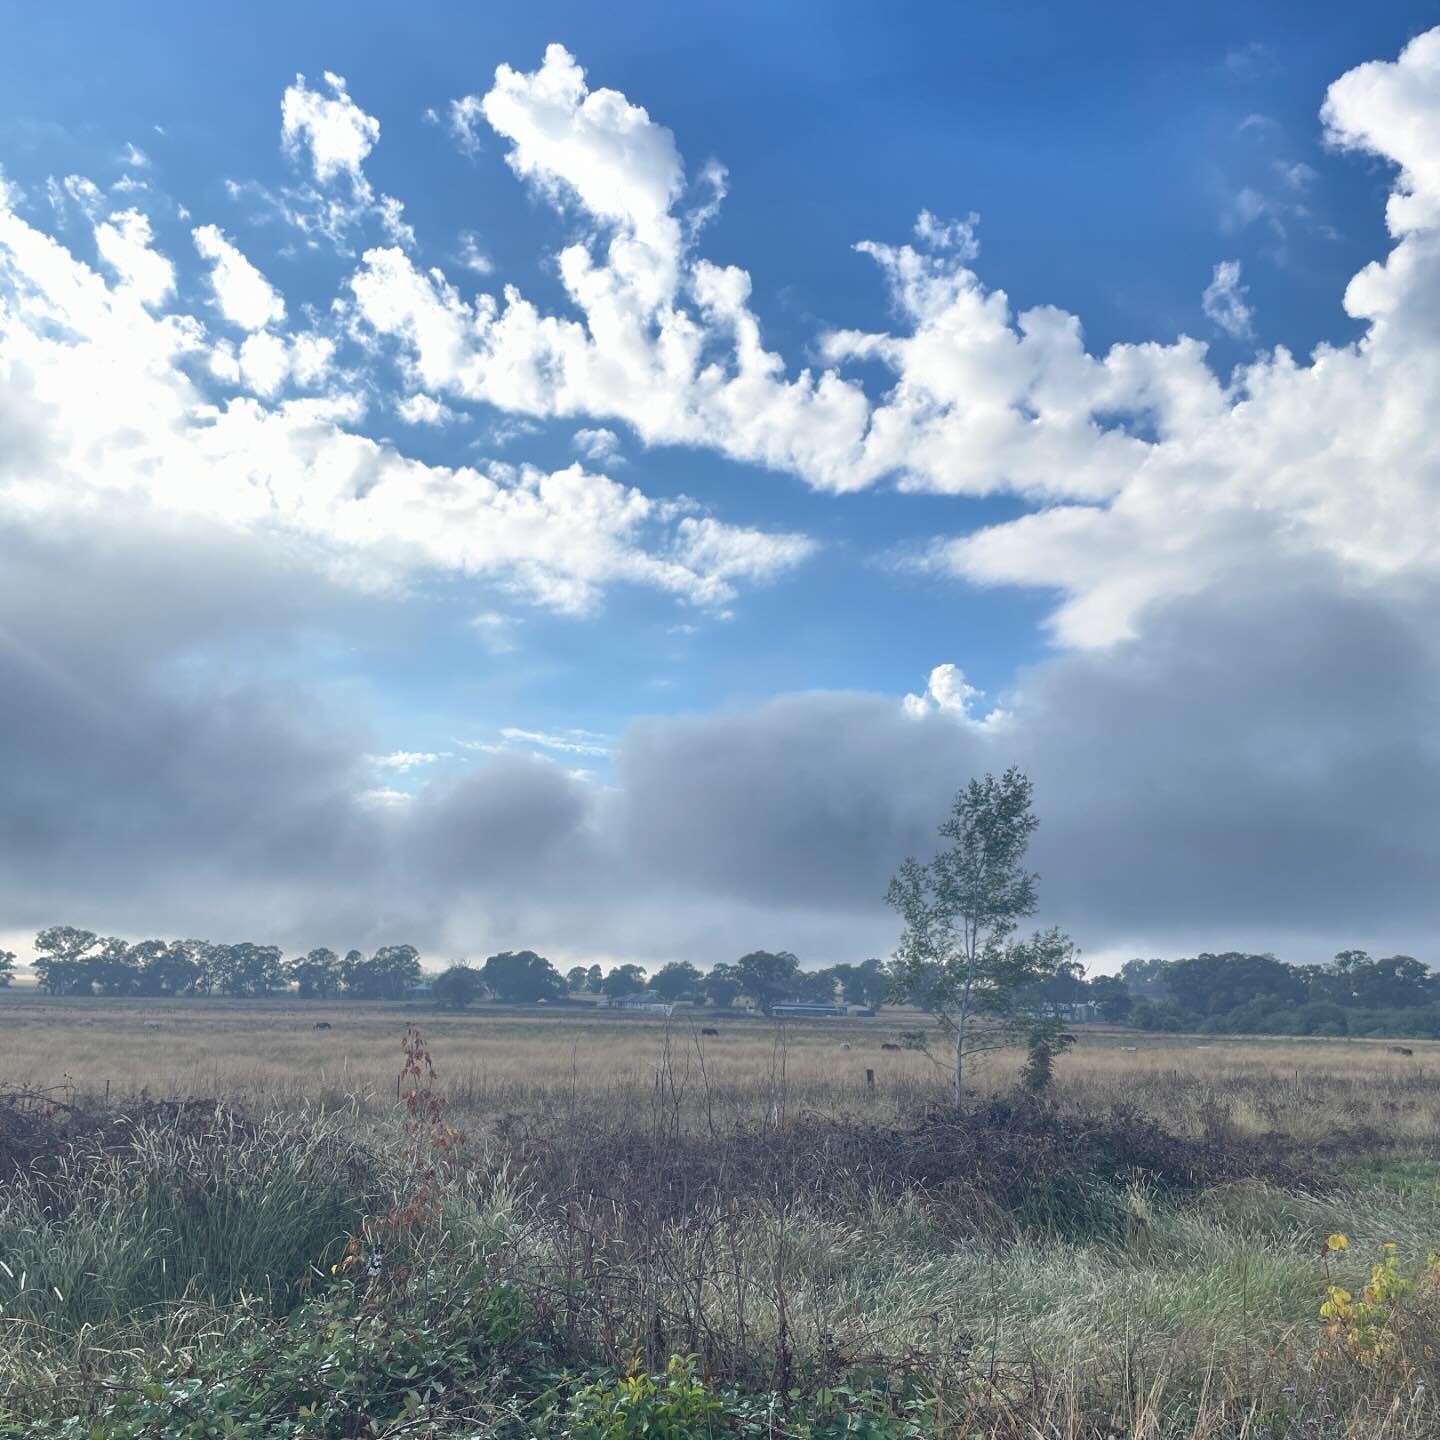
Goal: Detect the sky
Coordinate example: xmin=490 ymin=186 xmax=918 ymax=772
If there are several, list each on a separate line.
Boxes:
xmin=2 ymin=3 xmax=1440 ymax=973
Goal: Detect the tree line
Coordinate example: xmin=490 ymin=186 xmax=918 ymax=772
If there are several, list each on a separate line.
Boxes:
xmin=9 ymin=925 xmax=1434 ymax=1043
xmin=1116 ymin=950 xmax=1440 ymax=1038
xmin=0 ymin=927 xmax=894 ymax=1012
xmin=10 ymin=927 xmax=423 ymax=1000
xmin=432 ymin=950 xmax=892 ymax=1011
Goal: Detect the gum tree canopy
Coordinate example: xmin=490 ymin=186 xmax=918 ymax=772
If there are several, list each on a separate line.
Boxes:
xmin=887 ymin=767 xmax=1076 ymax=1103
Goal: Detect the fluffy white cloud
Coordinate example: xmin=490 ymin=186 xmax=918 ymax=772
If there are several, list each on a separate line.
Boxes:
xmin=351 ymin=46 xmax=1209 ymax=516
xmin=395 ymin=391 xmax=456 ymax=425
xmin=93 ymin=208 xmax=174 ymax=306
xmin=63 ymin=175 xmax=103 ymax=217
xmin=275 ymin=72 xmax=412 ymax=249
xmin=208 ymin=330 xmax=336 ymax=397
xmin=572 ymin=425 xmax=622 ymax=463
xmin=343 ymin=32 xmax=1440 ymax=653
xmin=481 ymin=43 xmax=684 ymax=256
xmin=0 ymin=187 xmax=812 ymax=616
xmin=902 ymin=664 xmax=1007 ymax=728
xmin=448 ymin=96 xmax=486 ymax=156
xmin=281 ymin=71 xmax=379 ymax=190
xmin=1201 ymin=259 xmax=1255 ymax=339
xmin=15 ymin=34 xmax=1440 ymax=656
xmin=352 ymin=46 xmax=876 ymax=491
xmin=687 ymin=158 xmax=728 ymax=237
xmin=668 ymin=516 xmax=817 ymax=607
xmin=1322 ymin=27 xmax=1440 ymax=236
xmin=928 ymin=28 xmax=1440 ymax=647
xmin=193 ymin=224 xmax=285 ymax=330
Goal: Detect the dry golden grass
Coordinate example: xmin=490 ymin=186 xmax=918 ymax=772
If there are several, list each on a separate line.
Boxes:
xmin=0 ymin=994 xmax=929 ymax=1110
xmin=5 ymin=991 xmax=1440 ymax=1140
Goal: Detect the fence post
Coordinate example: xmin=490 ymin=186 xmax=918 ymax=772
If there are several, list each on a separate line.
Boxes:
xmin=865 ymin=1068 xmax=875 ymax=1091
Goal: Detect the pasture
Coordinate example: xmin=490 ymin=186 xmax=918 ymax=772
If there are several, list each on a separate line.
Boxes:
xmin=5 ymin=992 xmax=1440 ymax=1137
xmin=4 ymin=997 xmax=1440 ymax=1438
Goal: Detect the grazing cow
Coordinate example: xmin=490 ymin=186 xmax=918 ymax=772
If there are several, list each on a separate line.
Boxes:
xmin=700 ymin=1027 xmax=719 ymax=1037
xmin=1389 ymin=1045 xmax=1414 ymax=1056
xmin=313 ymin=1022 xmax=333 ymax=1031
xmin=1120 ymin=1045 xmax=1138 ymax=1052
xmin=880 ymin=1042 xmax=901 ymax=1051
xmin=142 ymin=1020 xmax=162 ymax=1029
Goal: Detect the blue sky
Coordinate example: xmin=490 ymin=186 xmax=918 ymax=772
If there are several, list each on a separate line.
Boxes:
xmin=3 ymin=6 xmax=1440 ymax=969
xmin=0 ymin=1 xmax=1410 ymax=749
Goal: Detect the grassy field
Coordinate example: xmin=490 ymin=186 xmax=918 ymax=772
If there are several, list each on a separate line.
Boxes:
xmin=0 ymin=994 xmax=941 ymax=1111
xmin=4 ymin=997 xmax=1440 ymax=1437
xmin=6 ymin=990 xmax=1440 ymax=1133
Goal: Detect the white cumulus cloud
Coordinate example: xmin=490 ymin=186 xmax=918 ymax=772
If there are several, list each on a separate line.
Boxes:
xmin=193 ymin=224 xmax=285 ymax=330
xmin=276 ymin=72 xmax=411 ymax=249
xmin=396 ymin=392 xmax=457 ymax=426
xmin=335 ymin=30 xmax=1440 ymax=654
xmin=480 ymin=43 xmax=684 ymax=256
xmin=281 ymin=71 xmax=379 ymax=191
xmin=1322 ymin=27 xmax=1440 ymax=236
xmin=573 ymin=426 xmax=623 ymax=464
xmin=0 ymin=184 xmax=813 ymax=617
xmin=93 ymin=208 xmax=174 ymax=307
xmin=902 ymin=664 xmax=1007 ymax=728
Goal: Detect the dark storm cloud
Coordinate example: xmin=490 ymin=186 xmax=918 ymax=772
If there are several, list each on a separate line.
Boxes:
xmin=603 ymin=571 xmax=1440 ymax=963
xmin=1021 ymin=578 xmax=1440 ymax=947
xmin=0 ymin=522 xmax=385 ymax=940
xmin=617 ymin=692 xmax=973 ymax=909
xmin=4 ymin=530 xmax=1440 ymax=967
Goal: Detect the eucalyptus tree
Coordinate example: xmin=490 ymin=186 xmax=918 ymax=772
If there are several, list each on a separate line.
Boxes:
xmin=887 ymin=768 xmax=1075 ymax=1102
xmin=31 ymin=926 xmax=99 ymax=995
xmin=289 ymin=947 xmax=342 ymax=998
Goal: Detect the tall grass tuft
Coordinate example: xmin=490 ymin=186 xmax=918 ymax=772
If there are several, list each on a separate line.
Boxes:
xmin=0 ymin=1104 xmax=383 ymax=1332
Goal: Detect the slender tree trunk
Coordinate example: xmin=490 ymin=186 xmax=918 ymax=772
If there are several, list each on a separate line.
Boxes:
xmin=954 ymin=935 xmax=977 ymax=1105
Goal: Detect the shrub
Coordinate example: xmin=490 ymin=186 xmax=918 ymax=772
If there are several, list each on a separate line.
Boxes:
xmin=561 ymin=1355 xmax=722 ymax=1440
